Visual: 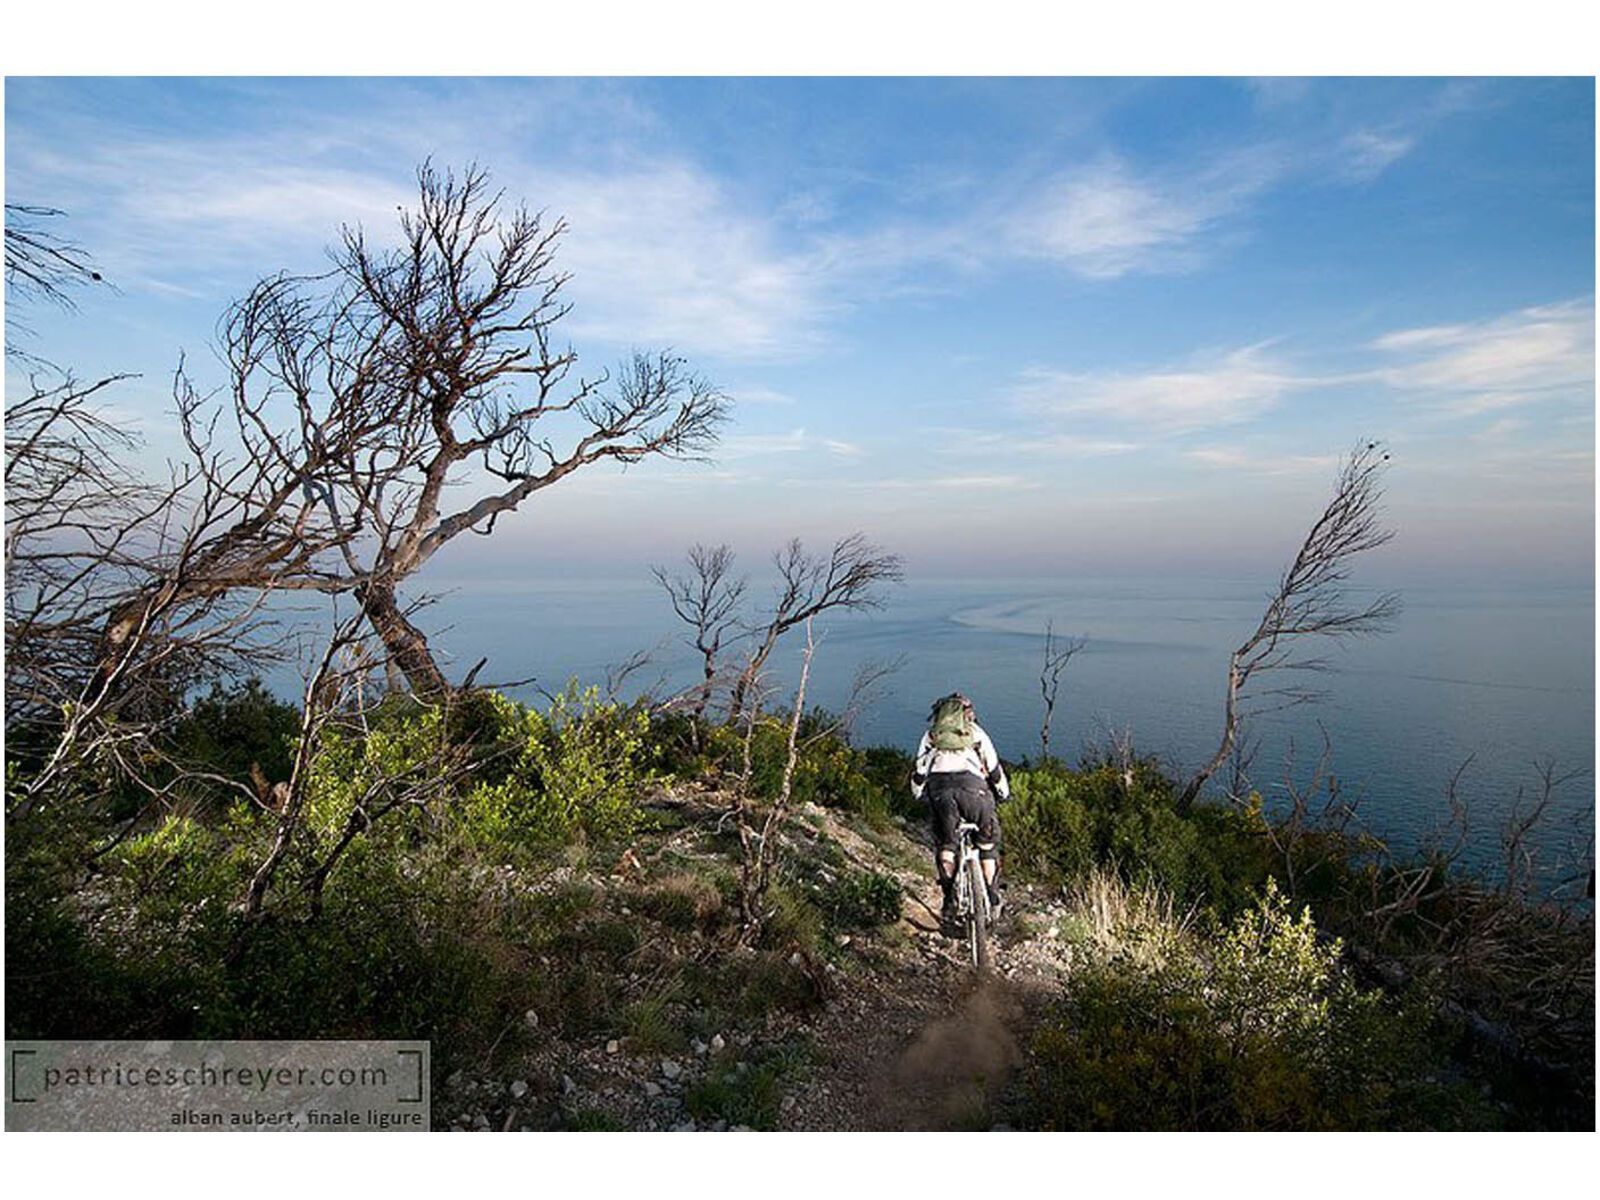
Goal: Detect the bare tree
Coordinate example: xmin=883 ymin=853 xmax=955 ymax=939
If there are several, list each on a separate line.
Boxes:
xmin=728 ymin=533 xmax=902 ymax=718
xmin=1178 ymin=441 xmax=1401 ymax=813
xmin=1501 ymin=760 xmax=1587 ymax=901
xmin=732 ymin=618 xmax=818 ymax=939
xmin=651 ymin=543 xmax=746 ymax=720
xmin=4 ymin=373 xmax=295 ymax=817
xmin=1038 ymin=619 xmax=1086 ymax=761
xmin=156 ymin=162 xmax=726 ymax=699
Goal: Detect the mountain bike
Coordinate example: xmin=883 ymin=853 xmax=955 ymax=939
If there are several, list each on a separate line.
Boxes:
xmin=952 ymin=820 xmax=994 ymax=971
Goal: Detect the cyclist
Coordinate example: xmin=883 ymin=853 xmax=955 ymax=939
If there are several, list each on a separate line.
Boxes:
xmin=910 ymin=692 xmax=1009 ymax=928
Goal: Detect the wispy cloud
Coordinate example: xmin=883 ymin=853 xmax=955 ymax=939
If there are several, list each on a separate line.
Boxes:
xmin=728 ymin=386 xmax=799 ymax=407
xmin=1184 ymin=445 xmax=1343 ymax=475
xmin=1001 ymin=153 xmax=1281 ymax=279
xmin=537 ymin=162 xmax=833 ymax=360
xmin=841 ymin=474 xmax=1039 ymax=492
xmin=9 ymin=105 xmax=835 ymax=362
xmin=1011 ymin=344 xmax=1318 ymax=435
xmin=1013 ymin=434 xmax=1144 ymax=457
xmin=719 ymin=428 xmax=864 ymax=460
xmin=1338 ymin=130 xmax=1417 ymax=182
xmin=1373 ymin=299 xmax=1594 ymax=414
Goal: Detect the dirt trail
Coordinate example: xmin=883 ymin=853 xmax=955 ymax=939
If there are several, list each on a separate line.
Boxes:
xmin=781 ymin=809 xmax=1075 ymax=1131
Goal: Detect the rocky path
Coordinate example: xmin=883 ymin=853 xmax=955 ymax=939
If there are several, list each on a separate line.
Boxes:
xmin=436 ymin=798 xmax=1081 ymax=1132
xmin=778 ymin=809 xmax=1078 ymax=1131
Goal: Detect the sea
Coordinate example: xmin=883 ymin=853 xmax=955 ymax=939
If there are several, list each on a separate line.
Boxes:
xmin=285 ymin=575 xmax=1596 ymax=897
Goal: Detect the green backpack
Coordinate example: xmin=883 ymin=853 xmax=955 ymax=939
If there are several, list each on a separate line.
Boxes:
xmin=928 ymin=694 xmax=974 ymax=752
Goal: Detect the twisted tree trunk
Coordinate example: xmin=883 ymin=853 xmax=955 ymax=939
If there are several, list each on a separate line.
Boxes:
xmin=357 ymin=582 xmax=450 ymax=700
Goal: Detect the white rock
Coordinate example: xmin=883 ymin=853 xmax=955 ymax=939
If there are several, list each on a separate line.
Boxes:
xmin=645 ymin=1082 xmax=663 ymax=1098
xmin=606 ymin=1039 xmax=620 ymax=1054
xmin=710 ymin=1034 xmax=726 ymax=1053
xmin=523 ymin=1009 xmax=540 ymax=1029
xmin=780 ymin=1095 xmax=797 ymax=1113
xmin=561 ymin=1074 xmax=576 ymax=1096
xmin=661 ymin=1060 xmax=682 ymax=1080
xmin=509 ymin=1079 xmax=530 ymax=1099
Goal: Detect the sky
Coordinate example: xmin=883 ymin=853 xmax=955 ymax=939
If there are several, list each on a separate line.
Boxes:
xmin=4 ymin=77 xmax=1594 ymax=587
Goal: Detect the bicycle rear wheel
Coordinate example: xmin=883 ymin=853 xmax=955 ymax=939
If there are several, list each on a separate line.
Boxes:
xmin=966 ymin=856 xmax=992 ymax=972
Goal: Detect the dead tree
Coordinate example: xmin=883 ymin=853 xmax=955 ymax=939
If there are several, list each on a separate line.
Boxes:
xmin=1502 ymin=761 xmax=1587 ymax=901
xmin=4 ymin=374 xmax=294 ymax=817
xmin=1178 ymin=442 xmax=1401 ymax=813
xmin=728 ymin=533 xmax=902 ymax=718
xmin=1038 ymin=619 xmax=1086 ymax=761
xmin=651 ymin=543 xmax=746 ymax=719
xmin=734 ymin=617 xmax=818 ymax=940
xmin=160 ymin=162 xmax=725 ymax=699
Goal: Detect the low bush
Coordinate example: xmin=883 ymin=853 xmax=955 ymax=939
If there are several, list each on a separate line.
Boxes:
xmin=1003 ymin=760 xmax=1265 ymax=910
xmin=454 ymin=683 xmax=652 ymax=850
xmin=685 ymin=1038 xmax=813 ymax=1129
xmin=646 ymin=711 xmax=914 ymax=826
xmin=814 ymin=869 xmax=902 ymax=931
xmin=1028 ymin=881 xmax=1491 ymax=1130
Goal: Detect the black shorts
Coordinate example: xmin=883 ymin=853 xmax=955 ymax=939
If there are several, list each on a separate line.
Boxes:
xmin=925 ymin=772 xmax=999 ymax=852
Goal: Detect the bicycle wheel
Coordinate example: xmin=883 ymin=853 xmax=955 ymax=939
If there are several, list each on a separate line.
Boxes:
xmin=966 ymin=856 xmax=992 ymax=972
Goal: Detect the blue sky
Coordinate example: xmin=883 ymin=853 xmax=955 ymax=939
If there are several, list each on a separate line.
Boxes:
xmin=5 ymin=77 xmax=1594 ymax=585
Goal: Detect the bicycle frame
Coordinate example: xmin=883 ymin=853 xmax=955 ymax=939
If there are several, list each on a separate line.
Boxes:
xmin=952 ymin=820 xmax=993 ymax=970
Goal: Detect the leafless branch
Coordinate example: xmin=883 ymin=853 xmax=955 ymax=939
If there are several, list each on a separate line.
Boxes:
xmin=729 ymin=533 xmax=902 ymax=718
xmin=1180 ymin=441 xmax=1401 ymax=812
xmin=1038 ymin=619 xmax=1087 ymax=761
xmin=651 ymin=542 xmax=747 ymax=720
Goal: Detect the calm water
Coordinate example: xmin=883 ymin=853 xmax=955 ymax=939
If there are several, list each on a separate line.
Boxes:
xmin=298 ymin=576 xmax=1597 ymax=891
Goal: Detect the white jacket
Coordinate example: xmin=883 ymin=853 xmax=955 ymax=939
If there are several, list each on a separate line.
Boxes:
xmin=911 ymin=721 xmax=1009 ymax=802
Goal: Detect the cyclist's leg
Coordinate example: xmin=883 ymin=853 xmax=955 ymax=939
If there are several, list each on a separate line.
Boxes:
xmin=925 ymin=777 xmax=960 ymax=919
xmin=967 ymin=786 xmax=1003 ymax=904
xmin=953 ymin=779 xmax=1000 ymax=899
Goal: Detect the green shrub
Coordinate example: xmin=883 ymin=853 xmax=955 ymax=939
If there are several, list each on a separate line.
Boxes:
xmin=1027 ymin=881 xmax=1487 ymax=1130
xmin=650 ymin=711 xmax=907 ymax=825
xmin=1002 ymin=760 xmax=1263 ymax=911
xmin=815 ymin=869 xmax=902 ymax=930
xmin=169 ymin=679 xmax=301 ymax=791
xmin=1004 ymin=768 xmax=1094 ymax=883
xmin=685 ymin=1038 xmax=812 ymax=1129
xmin=454 ymin=684 xmax=651 ymax=850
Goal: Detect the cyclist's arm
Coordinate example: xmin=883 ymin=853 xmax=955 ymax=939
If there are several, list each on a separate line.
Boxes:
xmin=975 ymin=727 xmax=1010 ymax=801
xmin=910 ymin=732 xmax=933 ymax=800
